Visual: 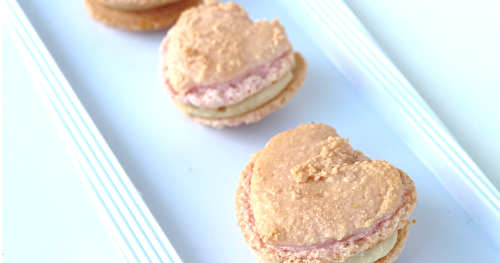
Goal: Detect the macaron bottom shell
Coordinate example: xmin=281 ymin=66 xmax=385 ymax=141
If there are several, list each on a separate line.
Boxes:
xmin=84 ymin=0 xmax=202 ymax=31
xmin=181 ymin=53 xmax=307 ymax=128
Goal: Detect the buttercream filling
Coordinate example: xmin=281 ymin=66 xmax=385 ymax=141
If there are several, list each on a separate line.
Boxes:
xmin=254 ymin=232 xmax=398 ymax=263
xmin=342 ymin=231 xmax=397 ymax=263
xmin=172 ymin=69 xmax=293 ymax=118
xmin=161 ymin=48 xmax=295 ymax=109
xmin=99 ymin=0 xmax=182 ymax=10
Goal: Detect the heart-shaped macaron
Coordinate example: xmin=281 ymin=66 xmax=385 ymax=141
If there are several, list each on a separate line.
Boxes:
xmin=160 ymin=0 xmax=307 ymax=128
xmin=85 ymin=0 xmax=202 ymax=31
xmin=236 ymin=123 xmax=417 ymax=263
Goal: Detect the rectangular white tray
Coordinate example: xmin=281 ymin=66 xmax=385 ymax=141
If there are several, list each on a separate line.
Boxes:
xmin=5 ymin=0 xmax=500 ymax=262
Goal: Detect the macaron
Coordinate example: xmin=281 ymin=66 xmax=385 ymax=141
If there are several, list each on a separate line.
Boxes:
xmin=85 ymin=0 xmax=202 ymax=31
xmin=159 ymin=0 xmax=307 ymax=128
xmin=235 ymin=123 xmax=417 ymax=263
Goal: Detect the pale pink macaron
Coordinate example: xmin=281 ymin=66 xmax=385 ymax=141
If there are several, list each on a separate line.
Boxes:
xmin=235 ymin=123 xmax=417 ymax=263
xmin=159 ymin=0 xmax=307 ymax=128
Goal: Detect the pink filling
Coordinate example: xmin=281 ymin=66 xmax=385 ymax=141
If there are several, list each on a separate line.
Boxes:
xmin=159 ymin=36 xmax=295 ymax=109
xmin=240 ymin=161 xmax=399 ymax=260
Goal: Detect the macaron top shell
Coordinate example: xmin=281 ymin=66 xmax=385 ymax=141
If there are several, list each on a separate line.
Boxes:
xmin=251 ymin=123 xmax=405 ymax=247
xmin=164 ymin=0 xmax=293 ymax=95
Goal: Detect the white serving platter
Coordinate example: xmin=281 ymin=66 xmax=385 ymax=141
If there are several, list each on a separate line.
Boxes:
xmin=4 ymin=0 xmax=500 ymax=262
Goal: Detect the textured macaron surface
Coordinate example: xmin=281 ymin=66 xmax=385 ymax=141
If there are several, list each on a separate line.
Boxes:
xmin=162 ymin=0 xmax=293 ymax=96
xmin=235 ymin=123 xmax=417 ymax=262
xmin=251 ymin=124 xmax=404 ymax=247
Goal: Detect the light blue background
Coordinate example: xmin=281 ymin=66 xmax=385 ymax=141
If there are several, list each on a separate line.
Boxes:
xmin=3 ymin=0 xmax=500 ymax=262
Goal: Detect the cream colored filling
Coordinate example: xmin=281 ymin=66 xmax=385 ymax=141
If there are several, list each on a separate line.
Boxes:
xmin=254 ymin=232 xmax=397 ymax=263
xmin=173 ymin=70 xmax=293 ymax=118
xmin=99 ymin=0 xmax=182 ymax=11
xmin=342 ymin=232 xmax=397 ymax=263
